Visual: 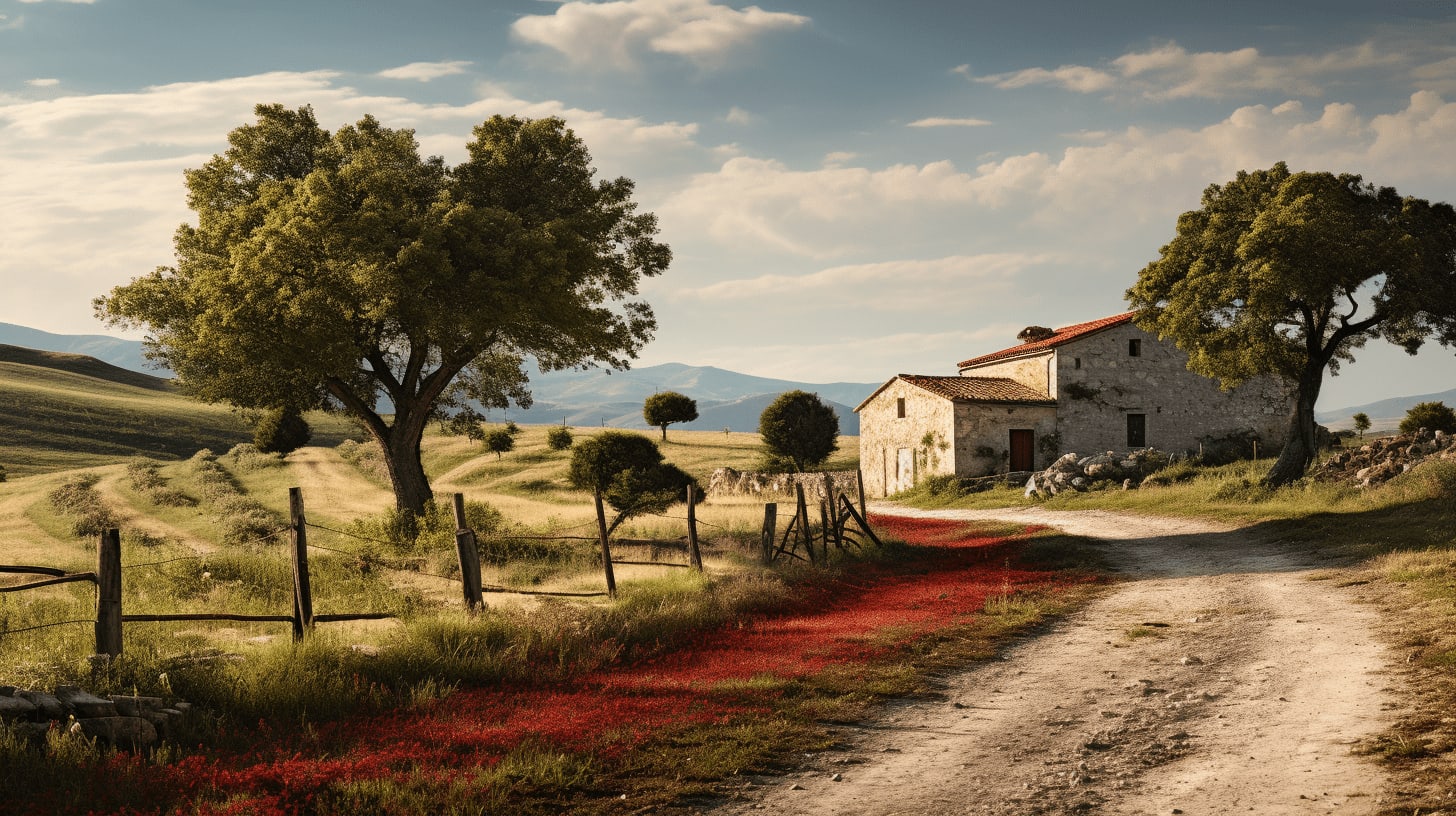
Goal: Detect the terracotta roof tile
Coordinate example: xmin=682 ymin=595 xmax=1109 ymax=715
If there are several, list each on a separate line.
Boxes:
xmin=900 ymin=375 xmax=1054 ymax=404
xmin=957 ymin=312 xmax=1137 ymax=370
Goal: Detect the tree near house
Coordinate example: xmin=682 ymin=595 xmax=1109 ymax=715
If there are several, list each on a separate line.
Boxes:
xmin=1127 ymin=162 xmax=1456 ymax=487
xmin=95 ymin=105 xmax=669 ymax=519
xmin=643 ymin=391 xmax=698 ymax=441
xmin=758 ymin=390 xmax=839 ymax=472
xmin=1352 ymin=412 xmax=1371 ymax=439
xmin=1399 ymin=401 xmax=1456 ymax=435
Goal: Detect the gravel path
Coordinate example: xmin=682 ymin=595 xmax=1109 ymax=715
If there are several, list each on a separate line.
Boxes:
xmin=711 ymin=505 xmax=1399 ymax=815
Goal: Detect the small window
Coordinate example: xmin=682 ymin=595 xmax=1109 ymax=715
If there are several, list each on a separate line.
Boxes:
xmin=1128 ymin=338 xmax=1141 ymax=357
xmin=1127 ymin=413 xmax=1146 ymax=447
xmin=896 ymin=397 xmax=906 ymax=418
xmin=1074 ymin=357 xmax=1081 ymax=370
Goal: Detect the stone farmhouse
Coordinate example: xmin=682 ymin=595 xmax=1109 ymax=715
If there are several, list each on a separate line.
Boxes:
xmin=855 ymin=312 xmax=1293 ymax=497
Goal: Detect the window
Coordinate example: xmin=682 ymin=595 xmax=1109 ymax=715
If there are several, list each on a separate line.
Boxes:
xmin=1128 ymin=338 xmax=1142 ymax=357
xmin=1127 ymin=413 xmax=1146 ymax=447
xmin=1074 ymin=357 xmax=1081 ymax=370
xmin=896 ymin=397 xmax=906 ymax=418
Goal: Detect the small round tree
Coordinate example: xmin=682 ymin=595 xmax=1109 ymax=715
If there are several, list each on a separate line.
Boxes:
xmin=568 ymin=430 xmax=701 ymax=534
xmin=1352 ymin=412 xmax=1371 ymax=439
xmin=643 ymin=391 xmax=698 ymax=441
xmin=546 ymin=425 xmax=574 ymax=451
xmin=758 ymin=390 xmax=839 ymax=472
xmin=253 ymin=407 xmax=312 ymax=454
xmin=484 ymin=428 xmax=516 ymax=459
xmin=1399 ymin=401 xmax=1456 ymax=435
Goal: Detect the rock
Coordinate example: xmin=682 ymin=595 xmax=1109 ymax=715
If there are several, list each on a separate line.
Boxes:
xmin=1179 ymin=655 xmax=1203 ymax=665
xmin=54 ymin=685 xmax=117 ymax=719
xmin=0 ymin=695 xmax=37 ymax=720
xmin=77 ymin=716 xmax=158 ymax=749
xmin=108 ymin=695 xmax=165 ymax=718
xmin=830 ymin=773 xmax=843 ymax=782
xmin=16 ymin=691 xmax=65 ymax=720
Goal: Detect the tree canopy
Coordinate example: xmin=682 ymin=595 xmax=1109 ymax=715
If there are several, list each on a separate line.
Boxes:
xmin=642 ymin=391 xmax=698 ymax=440
xmin=1126 ymin=162 xmax=1456 ymax=485
xmin=758 ymin=390 xmax=839 ymax=472
xmin=96 ymin=105 xmax=669 ymax=517
xmin=567 ymin=431 xmax=701 ymax=535
xmin=1400 ymin=401 xmax=1456 ymax=435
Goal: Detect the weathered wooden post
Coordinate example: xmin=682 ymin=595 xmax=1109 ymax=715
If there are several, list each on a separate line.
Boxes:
xmin=856 ymin=467 xmax=868 ymax=520
xmin=686 ymin=484 xmax=703 ymax=572
xmin=288 ymin=487 xmax=314 ymax=641
xmin=95 ymin=528 xmax=123 ymax=658
xmin=452 ymin=493 xmax=485 ymax=611
xmin=594 ymin=487 xmax=617 ymax=599
xmin=822 ymin=472 xmax=842 ymax=549
xmin=760 ymin=503 xmax=777 ymax=563
xmin=794 ymin=482 xmax=813 ymax=565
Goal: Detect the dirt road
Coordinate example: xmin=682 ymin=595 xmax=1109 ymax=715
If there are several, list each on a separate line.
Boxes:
xmin=712 ymin=505 xmax=1400 ymax=815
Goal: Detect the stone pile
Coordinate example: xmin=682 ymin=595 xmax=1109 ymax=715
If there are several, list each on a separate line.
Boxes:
xmin=707 ymin=467 xmax=860 ymax=499
xmin=1310 ymin=428 xmax=1455 ymax=487
xmin=1025 ymin=449 xmax=1172 ymax=497
xmin=0 ymin=684 xmax=193 ymax=750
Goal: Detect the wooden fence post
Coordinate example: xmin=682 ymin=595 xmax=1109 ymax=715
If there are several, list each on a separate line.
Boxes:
xmin=795 ymin=483 xmax=813 ymax=566
xmin=686 ymin=484 xmax=703 ymax=572
xmin=594 ymin=487 xmax=617 ymax=599
xmin=95 ymin=528 xmax=122 ymax=658
xmin=856 ymin=467 xmax=868 ymax=520
xmin=452 ymin=493 xmax=485 ymax=611
xmin=822 ymin=472 xmax=841 ymax=550
xmin=819 ymin=500 xmax=832 ymax=553
xmin=289 ymin=487 xmax=314 ymax=641
xmin=760 ymin=503 xmax=777 ymax=564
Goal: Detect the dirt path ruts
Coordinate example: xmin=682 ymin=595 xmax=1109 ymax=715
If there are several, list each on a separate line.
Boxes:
xmin=711 ymin=505 xmax=1399 ymax=815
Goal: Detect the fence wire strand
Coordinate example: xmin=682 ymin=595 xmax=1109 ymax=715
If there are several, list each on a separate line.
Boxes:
xmin=0 ymin=618 xmax=96 ymax=636
xmin=303 ymin=521 xmax=401 ymax=548
xmin=123 ymin=554 xmax=205 ymax=570
xmin=304 ymin=540 xmax=459 ymax=585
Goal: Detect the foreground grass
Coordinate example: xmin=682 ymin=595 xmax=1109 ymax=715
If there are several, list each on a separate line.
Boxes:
xmin=1 ymin=519 xmax=1103 ymax=815
xmin=897 ymin=456 xmax=1456 ymax=814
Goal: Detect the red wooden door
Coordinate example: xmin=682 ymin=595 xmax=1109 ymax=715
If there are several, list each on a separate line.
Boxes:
xmin=1009 ymin=429 xmax=1035 ymax=471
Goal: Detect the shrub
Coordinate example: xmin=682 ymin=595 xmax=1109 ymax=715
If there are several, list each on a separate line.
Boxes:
xmin=485 ymin=428 xmax=515 ymax=459
xmin=127 ymin=458 xmax=198 ymax=507
xmin=546 ymin=425 xmax=574 ymax=451
xmin=0 ymin=463 xmax=6 ymax=482
xmin=1197 ymin=429 xmax=1263 ymax=466
xmin=1400 ymin=401 xmax=1456 ymax=435
xmin=225 ymin=443 xmax=286 ymax=472
xmin=253 ymin=406 xmax=311 ymax=454
xmin=47 ymin=472 xmax=119 ymax=537
xmin=338 ymin=439 xmax=391 ymax=484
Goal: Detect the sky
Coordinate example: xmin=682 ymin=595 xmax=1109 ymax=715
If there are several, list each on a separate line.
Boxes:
xmin=1 ymin=0 xmax=1454 ymax=410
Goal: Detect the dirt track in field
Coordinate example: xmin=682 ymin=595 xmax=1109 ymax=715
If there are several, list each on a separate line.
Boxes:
xmin=711 ymin=505 xmax=1402 ymax=816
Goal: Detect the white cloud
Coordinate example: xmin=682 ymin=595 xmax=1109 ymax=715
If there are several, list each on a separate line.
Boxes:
xmin=376 ymin=61 xmax=472 ymax=82
xmin=678 ymin=253 xmax=1052 ymax=307
xmin=907 ymin=116 xmax=992 ymax=128
xmin=724 ymin=105 xmax=754 ymax=124
xmin=511 ymin=0 xmax=809 ymax=69
xmin=975 ymin=40 xmax=1415 ymax=100
xmin=26 ymin=78 xmax=59 ymax=87
xmin=0 ymin=70 xmax=703 ymax=334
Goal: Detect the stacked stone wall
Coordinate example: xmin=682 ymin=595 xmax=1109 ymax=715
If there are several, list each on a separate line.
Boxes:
xmin=707 ymin=468 xmax=861 ymax=500
xmin=0 ymin=683 xmax=194 ymax=750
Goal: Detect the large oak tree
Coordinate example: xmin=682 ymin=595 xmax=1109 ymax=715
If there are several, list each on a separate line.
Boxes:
xmin=97 ymin=105 xmax=669 ymax=516
xmin=1127 ymin=162 xmax=1456 ymax=486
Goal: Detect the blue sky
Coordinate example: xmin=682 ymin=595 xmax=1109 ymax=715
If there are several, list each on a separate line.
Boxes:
xmin=2 ymin=0 xmax=1454 ymax=409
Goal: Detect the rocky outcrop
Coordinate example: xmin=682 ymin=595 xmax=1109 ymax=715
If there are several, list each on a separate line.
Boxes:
xmin=1310 ymin=428 xmax=1455 ymax=487
xmin=1025 ymin=449 xmax=1173 ymax=497
xmin=0 ymin=684 xmax=193 ymax=750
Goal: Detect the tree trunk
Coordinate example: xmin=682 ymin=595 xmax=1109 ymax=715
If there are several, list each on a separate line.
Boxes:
xmin=369 ymin=407 xmax=434 ymax=518
xmin=660 ymin=425 xmax=667 ymax=441
xmin=1264 ymin=360 xmax=1326 ymax=487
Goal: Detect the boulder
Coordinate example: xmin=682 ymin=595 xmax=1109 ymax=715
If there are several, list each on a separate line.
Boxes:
xmin=77 ymin=716 xmax=158 ymax=749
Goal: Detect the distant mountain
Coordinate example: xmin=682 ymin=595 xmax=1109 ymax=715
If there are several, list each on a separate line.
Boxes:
xmin=0 ymin=323 xmax=878 ymax=434
xmin=1317 ymin=388 xmax=1456 ymax=431
xmin=0 ymin=322 xmax=167 ymax=377
xmin=0 ymin=344 xmax=173 ymax=392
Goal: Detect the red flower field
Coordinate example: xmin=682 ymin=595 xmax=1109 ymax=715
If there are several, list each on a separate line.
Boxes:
xmin=26 ymin=514 xmax=1087 ymax=815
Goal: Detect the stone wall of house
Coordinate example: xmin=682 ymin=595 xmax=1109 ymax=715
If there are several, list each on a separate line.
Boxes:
xmin=1051 ymin=323 xmax=1291 ymax=457
xmin=950 ymin=401 xmax=1059 ymax=477
xmin=956 ymin=353 xmax=1054 ymax=394
xmin=855 ymin=378 xmax=958 ymax=498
